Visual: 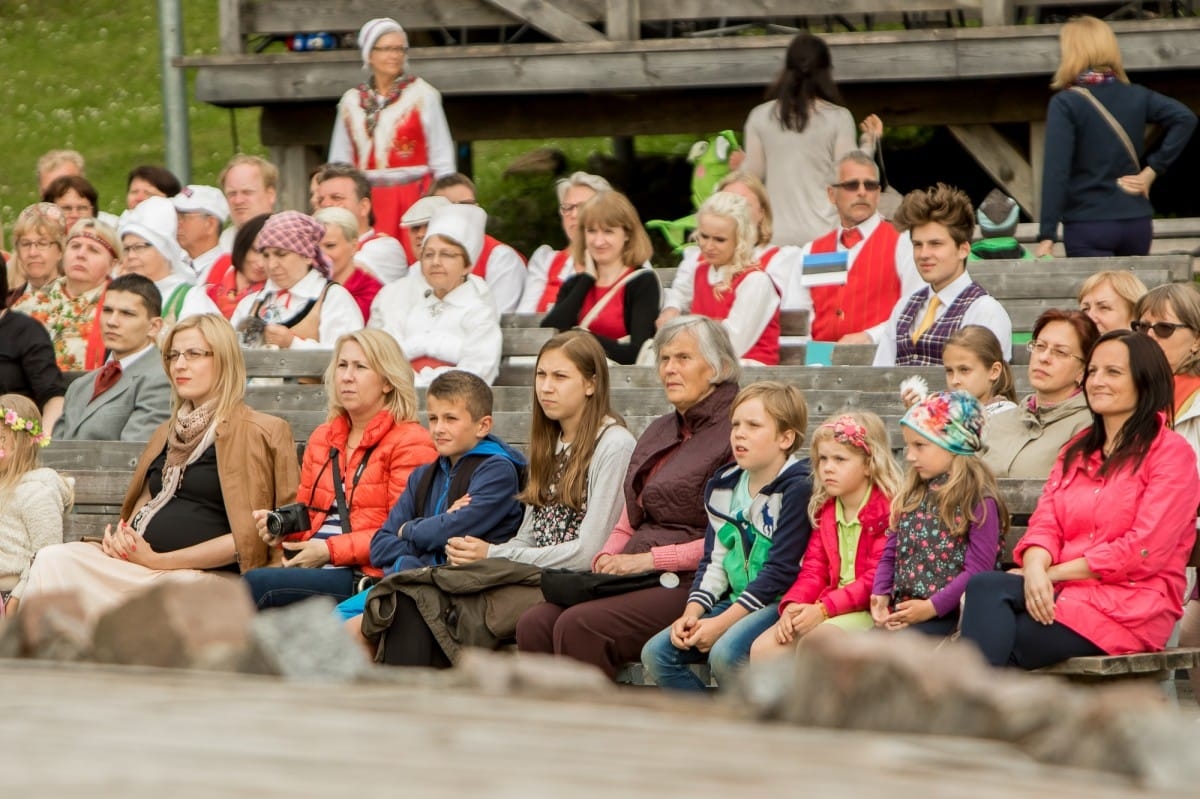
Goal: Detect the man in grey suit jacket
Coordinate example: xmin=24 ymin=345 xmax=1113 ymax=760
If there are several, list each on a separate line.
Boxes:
xmin=54 ymin=274 xmax=172 ymax=442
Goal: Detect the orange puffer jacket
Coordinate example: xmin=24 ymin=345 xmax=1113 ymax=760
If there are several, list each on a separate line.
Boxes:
xmin=293 ymin=409 xmax=437 ymax=574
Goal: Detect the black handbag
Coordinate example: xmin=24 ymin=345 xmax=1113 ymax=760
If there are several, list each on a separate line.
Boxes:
xmin=540 ymin=568 xmax=677 ymax=608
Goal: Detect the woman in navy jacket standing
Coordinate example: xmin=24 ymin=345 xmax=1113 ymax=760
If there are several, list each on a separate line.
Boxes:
xmin=1036 ymin=16 xmax=1196 ymax=259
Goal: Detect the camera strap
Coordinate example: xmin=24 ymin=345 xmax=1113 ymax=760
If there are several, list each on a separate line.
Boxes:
xmin=329 ymin=446 xmax=376 ymax=535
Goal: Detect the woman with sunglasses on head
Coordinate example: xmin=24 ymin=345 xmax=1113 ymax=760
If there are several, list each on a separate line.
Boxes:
xmin=19 ymin=315 xmax=299 ymax=631
xmin=328 ymin=17 xmax=455 ymax=242
xmin=982 ymin=309 xmax=1099 ymax=479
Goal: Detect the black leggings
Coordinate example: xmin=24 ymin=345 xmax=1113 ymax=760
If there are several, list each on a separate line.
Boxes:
xmin=381 ymin=592 xmax=453 ymax=669
xmin=959 ymin=571 xmax=1104 ymax=669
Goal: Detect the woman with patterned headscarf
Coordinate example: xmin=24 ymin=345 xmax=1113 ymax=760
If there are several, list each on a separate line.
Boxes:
xmin=231 ymin=211 xmax=364 ymax=349
xmin=327 ymin=17 xmax=456 ymax=244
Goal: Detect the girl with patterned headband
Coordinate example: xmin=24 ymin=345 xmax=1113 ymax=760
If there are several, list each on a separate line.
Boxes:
xmin=0 ymin=394 xmax=73 ymax=616
xmin=870 ymin=391 xmax=1009 ymax=637
xmin=751 ymin=410 xmax=902 ymax=660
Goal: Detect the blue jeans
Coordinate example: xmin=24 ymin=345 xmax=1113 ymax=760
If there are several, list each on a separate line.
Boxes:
xmin=641 ymin=601 xmax=779 ymax=691
xmin=243 ymin=566 xmax=358 ymax=610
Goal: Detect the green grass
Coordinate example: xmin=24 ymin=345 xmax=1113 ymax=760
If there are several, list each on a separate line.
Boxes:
xmin=0 ymin=0 xmax=263 ymax=231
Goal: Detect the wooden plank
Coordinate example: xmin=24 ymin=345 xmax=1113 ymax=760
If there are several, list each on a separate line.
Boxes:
xmin=501 ymin=327 xmax=556 ymax=357
xmin=479 ymin=0 xmax=606 ymax=42
xmin=606 ymin=0 xmax=639 ymax=40
xmin=1029 ymin=120 xmax=1046 ymax=222
xmin=981 ymin=0 xmax=1014 ymax=25
xmin=243 ymin=348 xmax=330 ymax=378
xmin=219 ymin=0 xmax=243 ymax=55
xmin=968 ymin=253 xmax=1191 ymax=283
xmin=948 ymin=124 xmax=1035 ymax=216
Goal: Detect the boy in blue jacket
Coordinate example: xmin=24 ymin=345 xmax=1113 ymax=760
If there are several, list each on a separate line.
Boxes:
xmin=336 ymin=370 xmax=525 ymax=620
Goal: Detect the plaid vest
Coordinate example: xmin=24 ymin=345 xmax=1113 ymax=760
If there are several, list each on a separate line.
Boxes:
xmin=894 ymin=281 xmax=987 ymax=366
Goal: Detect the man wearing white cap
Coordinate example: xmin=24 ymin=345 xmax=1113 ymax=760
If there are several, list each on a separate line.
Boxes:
xmin=399 ymin=195 xmax=450 ymax=257
xmin=173 ymin=185 xmax=232 ymax=285
xmin=368 ymin=203 xmax=502 ymax=386
xmin=315 ymin=162 xmax=408 ymax=283
xmin=328 ymin=17 xmax=455 ymax=244
xmin=119 ymin=196 xmax=224 ymax=327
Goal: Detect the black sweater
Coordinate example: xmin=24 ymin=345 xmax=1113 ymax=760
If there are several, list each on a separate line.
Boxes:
xmin=0 ymin=310 xmax=67 ymax=409
xmin=1039 ymin=81 xmax=1197 ymax=241
xmin=541 ymin=268 xmax=661 ymax=364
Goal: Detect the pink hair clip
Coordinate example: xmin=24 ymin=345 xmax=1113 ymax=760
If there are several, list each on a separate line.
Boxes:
xmin=823 ymin=414 xmax=871 ymax=455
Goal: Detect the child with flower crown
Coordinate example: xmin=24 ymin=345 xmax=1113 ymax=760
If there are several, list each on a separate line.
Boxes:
xmin=870 ymin=391 xmax=1008 ymax=636
xmin=0 ymin=394 xmax=73 ymax=615
xmin=750 ymin=410 xmax=903 ymax=660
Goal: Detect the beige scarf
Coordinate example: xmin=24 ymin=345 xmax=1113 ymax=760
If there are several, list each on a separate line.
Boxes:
xmin=130 ymin=400 xmax=220 ymax=536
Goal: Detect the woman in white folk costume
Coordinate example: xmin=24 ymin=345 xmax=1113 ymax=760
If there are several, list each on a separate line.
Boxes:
xmin=231 ymin=211 xmax=365 ymax=349
xmin=328 ymin=17 xmax=456 ymax=243
xmin=369 ymin=203 xmax=503 ymax=386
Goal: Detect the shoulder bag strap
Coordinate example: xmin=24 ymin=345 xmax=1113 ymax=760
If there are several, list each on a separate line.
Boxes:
xmin=1069 ymin=86 xmax=1140 ymax=171
xmin=577 ymin=268 xmax=643 ymax=332
xmin=329 ymin=447 xmax=353 ymax=534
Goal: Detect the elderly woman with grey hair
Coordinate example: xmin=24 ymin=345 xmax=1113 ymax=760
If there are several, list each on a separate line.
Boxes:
xmin=518 ymin=171 xmax=614 ymax=314
xmin=517 ymin=315 xmax=742 ymax=679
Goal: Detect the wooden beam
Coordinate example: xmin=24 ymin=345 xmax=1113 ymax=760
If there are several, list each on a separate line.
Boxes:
xmin=1029 ymin=120 xmax=1046 ymax=220
xmin=478 ymin=0 xmax=605 ymax=42
xmin=266 ymin=143 xmax=324 ymax=212
xmin=980 ymin=0 xmax=1014 ymax=26
xmin=948 ymin=124 xmax=1035 ymax=215
xmin=219 ymin=0 xmax=242 ymax=54
xmin=606 ymin=0 xmax=640 ymax=40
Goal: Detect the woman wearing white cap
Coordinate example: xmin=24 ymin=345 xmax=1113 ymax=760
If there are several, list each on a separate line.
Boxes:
xmin=369 ymin=204 xmax=502 ymax=386
xmin=119 ymin=196 xmax=222 ymax=327
xmin=231 ymin=212 xmax=365 ymax=350
xmin=328 ymin=17 xmax=455 ymax=243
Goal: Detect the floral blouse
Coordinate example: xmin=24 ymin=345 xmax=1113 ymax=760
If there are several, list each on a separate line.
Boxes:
xmin=13 ymin=276 xmax=103 ymax=371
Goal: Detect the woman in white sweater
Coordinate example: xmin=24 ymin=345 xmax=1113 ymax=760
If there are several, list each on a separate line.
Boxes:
xmin=369 ymin=204 xmax=503 ymax=386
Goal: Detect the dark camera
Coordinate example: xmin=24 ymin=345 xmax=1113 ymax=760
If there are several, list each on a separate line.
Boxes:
xmin=265 ymin=503 xmax=310 ymax=538
xmin=237 ymin=316 xmax=267 ymax=348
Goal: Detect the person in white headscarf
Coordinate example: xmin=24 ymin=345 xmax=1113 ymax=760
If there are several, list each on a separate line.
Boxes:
xmin=369 ymin=204 xmax=501 ymax=386
xmin=328 ymin=17 xmax=456 ymax=244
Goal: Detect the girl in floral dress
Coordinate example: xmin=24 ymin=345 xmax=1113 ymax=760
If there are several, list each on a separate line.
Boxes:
xmin=870 ymin=391 xmax=1008 ymax=637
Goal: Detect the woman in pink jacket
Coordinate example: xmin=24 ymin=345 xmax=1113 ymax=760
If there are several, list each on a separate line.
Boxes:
xmin=960 ymin=330 xmax=1200 ymax=668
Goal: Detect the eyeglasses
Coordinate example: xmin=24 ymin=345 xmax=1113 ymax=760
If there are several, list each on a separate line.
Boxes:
xmin=1131 ymin=320 xmax=1192 ymax=338
xmin=831 ymin=179 xmax=881 ymax=192
xmin=56 ymin=204 xmax=94 ymax=216
xmin=124 ymin=242 xmax=156 ymax=255
xmin=420 ymin=250 xmax=465 ymax=263
xmin=372 ymin=45 xmax=408 ymax=54
xmin=559 ymin=202 xmax=584 ymax=216
xmin=16 ymin=239 xmax=58 ymax=251
xmin=1026 ymin=340 xmax=1084 ymax=363
xmin=164 ymin=349 xmax=214 ymax=364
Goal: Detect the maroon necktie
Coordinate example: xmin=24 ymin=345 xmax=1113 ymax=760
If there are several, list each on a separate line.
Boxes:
xmin=91 ymin=361 xmax=123 ymax=402
xmin=840 ymin=227 xmax=864 ymax=249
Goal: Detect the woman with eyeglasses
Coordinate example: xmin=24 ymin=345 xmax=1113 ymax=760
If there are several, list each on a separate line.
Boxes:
xmin=742 ymin=32 xmax=881 ymax=247
xmin=327 ymin=17 xmax=455 ymax=244
xmin=20 ymin=314 xmax=300 ymax=631
xmin=519 ymin=172 xmax=613 ymax=314
xmin=7 ymin=203 xmax=66 ymax=308
xmin=982 ymin=309 xmax=1099 ymax=479
xmin=369 ymin=204 xmax=502 ymax=386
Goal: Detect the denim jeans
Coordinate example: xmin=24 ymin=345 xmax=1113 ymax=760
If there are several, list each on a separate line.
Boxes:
xmin=641 ymin=600 xmax=779 ymax=691
xmin=243 ymin=566 xmax=358 ymax=609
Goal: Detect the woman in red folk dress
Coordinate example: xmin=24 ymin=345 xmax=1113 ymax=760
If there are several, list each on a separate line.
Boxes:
xmin=689 ymin=192 xmax=781 ymax=365
xmin=328 ymin=17 xmax=456 ymax=249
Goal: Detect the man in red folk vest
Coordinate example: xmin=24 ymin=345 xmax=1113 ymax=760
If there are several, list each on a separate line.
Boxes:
xmin=430 ymin=173 xmax=526 ymax=313
xmin=796 ymin=151 xmax=921 ymax=344
xmin=316 ymin=162 xmax=409 ymax=284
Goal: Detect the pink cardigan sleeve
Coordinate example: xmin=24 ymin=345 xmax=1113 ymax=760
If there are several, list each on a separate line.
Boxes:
xmin=590 ymin=505 xmax=705 ymax=573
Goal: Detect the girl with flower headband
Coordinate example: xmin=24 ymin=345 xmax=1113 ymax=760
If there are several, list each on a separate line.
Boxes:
xmin=750 ymin=410 xmax=902 ymax=660
xmin=0 ymin=394 xmax=73 ymax=616
xmin=870 ymin=390 xmax=1009 ymax=636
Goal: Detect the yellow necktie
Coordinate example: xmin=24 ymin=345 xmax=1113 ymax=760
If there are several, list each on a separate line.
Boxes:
xmin=910 ymin=295 xmax=943 ymax=344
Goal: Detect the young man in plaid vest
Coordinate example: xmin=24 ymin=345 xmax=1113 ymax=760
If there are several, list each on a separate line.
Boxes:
xmin=873 ymin=184 xmax=1012 ymax=367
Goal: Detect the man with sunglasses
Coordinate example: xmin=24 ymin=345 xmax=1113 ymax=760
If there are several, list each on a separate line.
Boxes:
xmin=795 ymin=152 xmax=921 ymax=343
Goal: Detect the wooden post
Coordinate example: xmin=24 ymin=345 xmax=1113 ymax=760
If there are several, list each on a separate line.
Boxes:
xmin=948 ymin=124 xmax=1035 ymax=216
xmin=606 ymin=0 xmax=640 ymax=42
xmin=1029 ymin=121 xmax=1045 ymax=222
xmin=981 ymin=0 xmax=1014 ymax=26
xmin=218 ymin=0 xmax=242 ymax=55
xmin=268 ymin=144 xmax=323 ymax=212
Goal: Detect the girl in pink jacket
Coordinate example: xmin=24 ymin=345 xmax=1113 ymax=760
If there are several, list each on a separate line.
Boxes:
xmin=960 ymin=331 xmax=1200 ymax=667
xmin=751 ymin=411 xmax=902 ymax=660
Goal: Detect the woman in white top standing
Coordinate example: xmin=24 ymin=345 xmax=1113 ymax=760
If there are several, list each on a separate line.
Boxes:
xmin=369 ymin=203 xmax=502 ymax=386
xmin=743 ymin=32 xmax=858 ymax=247
xmin=231 ymin=211 xmax=364 ymax=350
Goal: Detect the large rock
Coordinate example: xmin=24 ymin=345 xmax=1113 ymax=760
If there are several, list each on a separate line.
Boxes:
xmin=1 ymin=590 xmax=92 ymax=661
xmin=729 ymin=631 xmax=1200 ymax=789
xmin=91 ymin=579 xmax=258 ymax=671
xmin=250 ymin=596 xmax=373 ymax=681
